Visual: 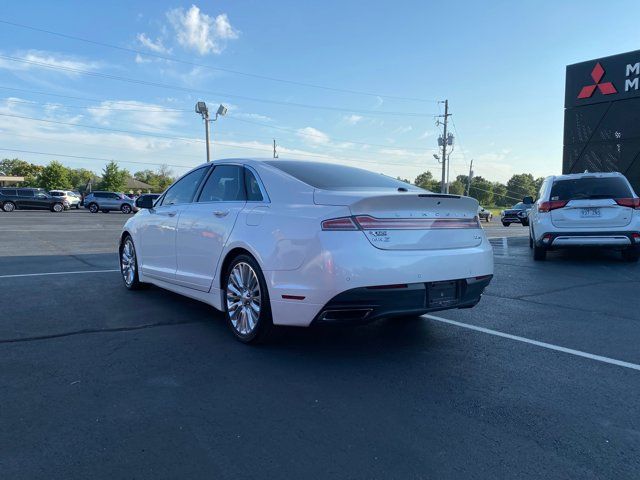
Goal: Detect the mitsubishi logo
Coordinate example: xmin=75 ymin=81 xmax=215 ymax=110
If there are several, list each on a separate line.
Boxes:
xmin=578 ymin=62 xmax=617 ymax=99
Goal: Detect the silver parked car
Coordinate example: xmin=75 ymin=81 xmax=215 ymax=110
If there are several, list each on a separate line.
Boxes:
xmin=83 ymin=191 xmax=136 ymax=214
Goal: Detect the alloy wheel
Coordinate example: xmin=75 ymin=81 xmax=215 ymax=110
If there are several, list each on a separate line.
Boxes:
xmin=120 ymin=238 xmax=137 ymax=287
xmin=53 ymin=203 xmax=63 ymax=213
xmin=226 ymin=262 xmax=262 ymax=336
xmin=3 ymin=202 xmax=15 ymax=212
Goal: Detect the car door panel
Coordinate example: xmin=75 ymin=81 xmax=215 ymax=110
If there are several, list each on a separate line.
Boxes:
xmin=139 ymin=205 xmax=181 ymax=281
xmin=175 ymin=165 xmax=247 ymax=292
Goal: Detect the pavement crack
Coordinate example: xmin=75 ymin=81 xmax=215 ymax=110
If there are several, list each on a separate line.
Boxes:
xmin=0 ymin=319 xmax=206 ymax=345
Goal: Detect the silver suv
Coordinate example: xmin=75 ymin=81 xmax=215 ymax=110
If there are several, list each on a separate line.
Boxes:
xmin=83 ymin=191 xmax=136 ymax=214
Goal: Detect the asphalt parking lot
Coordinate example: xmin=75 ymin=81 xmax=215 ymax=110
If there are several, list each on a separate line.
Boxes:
xmin=1 ymin=210 xmax=639 ymax=479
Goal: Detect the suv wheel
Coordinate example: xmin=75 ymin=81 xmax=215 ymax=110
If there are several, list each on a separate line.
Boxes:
xmin=533 ymin=243 xmax=547 ymax=261
xmin=121 ymin=204 xmax=132 ymax=214
xmin=224 ymin=254 xmax=274 ymax=344
xmin=51 ymin=203 xmax=64 ymax=213
xmin=2 ymin=201 xmax=15 ymax=212
xmin=502 ymin=222 xmax=510 ymax=227
xmin=622 ymin=247 xmax=640 ymax=262
xmin=88 ymin=203 xmax=99 ymax=213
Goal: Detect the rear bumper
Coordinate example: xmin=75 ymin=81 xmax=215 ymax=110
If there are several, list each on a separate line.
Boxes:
xmin=536 ymin=231 xmax=640 ymax=248
xmin=267 ymin=231 xmax=494 ymax=327
xmin=311 ymin=276 xmax=492 ymax=325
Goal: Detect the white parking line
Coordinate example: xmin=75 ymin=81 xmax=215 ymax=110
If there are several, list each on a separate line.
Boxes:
xmin=424 ymin=314 xmax=640 ymax=372
xmin=0 ymin=269 xmax=119 ymax=279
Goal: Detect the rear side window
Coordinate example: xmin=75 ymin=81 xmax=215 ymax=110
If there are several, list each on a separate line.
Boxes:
xmin=265 ymin=160 xmax=421 ymax=191
xmin=161 ymin=167 xmax=208 ymax=206
xmin=17 ymin=189 xmax=34 ymax=197
xmin=0 ymin=189 xmax=17 ymax=196
xmin=50 ymin=192 xmax=64 ymax=197
xmin=244 ymin=168 xmax=264 ymax=201
xmin=198 ymin=165 xmax=245 ymax=202
xmin=550 ymin=177 xmax=632 ymax=201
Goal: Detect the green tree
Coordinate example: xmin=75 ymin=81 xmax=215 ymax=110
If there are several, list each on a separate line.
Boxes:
xmin=448 ymin=180 xmax=466 ymax=195
xmin=414 ymin=171 xmax=440 ymax=192
xmin=396 ymin=176 xmax=410 ymax=184
xmin=133 ymin=164 xmax=175 ymax=192
xmin=99 ymin=161 xmax=129 ymax=192
xmin=492 ymin=182 xmax=510 ymax=207
xmin=0 ymin=158 xmax=44 ymax=186
xmin=37 ymin=161 xmax=72 ymax=191
xmin=468 ymin=176 xmax=494 ymax=206
xmin=68 ymin=168 xmax=96 ymax=191
xmin=506 ymin=173 xmax=536 ymax=202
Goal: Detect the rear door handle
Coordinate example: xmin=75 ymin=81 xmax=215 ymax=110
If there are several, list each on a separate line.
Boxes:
xmin=213 ymin=210 xmax=229 ymax=217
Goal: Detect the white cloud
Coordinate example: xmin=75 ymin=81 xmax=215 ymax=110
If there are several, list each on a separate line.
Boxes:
xmin=419 ymin=130 xmax=434 ymax=139
xmin=343 ymin=114 xmax=363 ymax=125
xmin=297 ymin=127 xmax=330 ymax=145
xmin=235 ymin=112 xmax=273 ymax=122
xmin=135 ymin=54 xmax=152 ymax=64
xmin=391 ymin=125 xmax=413 ymax=135
xmin=167 ymin=5 xmax=239 ymax=55
xmin=86 ymin=100 xmax=183 ymax=133
xmin=136 ymin=33 xmax=170 ymax=54
xmin=0 ymin=50 xmax=100 ymax=76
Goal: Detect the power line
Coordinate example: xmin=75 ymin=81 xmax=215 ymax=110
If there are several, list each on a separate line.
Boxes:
xmin=0 ymin=19 xmax=436 ymax=103
xmin=0 ymin=112 xmax=442 ymax=169
xmin=0 ymin=55 xmax=436 ymax=118
xmin=0 ymin=95 xmax=437 ymax=153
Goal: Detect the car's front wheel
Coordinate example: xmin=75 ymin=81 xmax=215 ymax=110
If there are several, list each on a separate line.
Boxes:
xmin=224 ymin=254 xmax=273 ymax=344
xmin=88 ymin=203 xmax=99 ymax=213
xmin=51 ymin=203 xmax=64 ymax=213
xmin=2 ymin=201 xmax=15 ymax=212
xmin=120 ymin=236 xmax=143 ymax=289
xmin=502 ymin=222 xmax=510 ymax=227
xmin=121 ymin=204 xmax=132 ymax=214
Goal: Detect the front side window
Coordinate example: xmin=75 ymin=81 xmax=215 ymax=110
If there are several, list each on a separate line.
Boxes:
xmin=198 ymin=165 xmax=245 ymax=202
xmin=18 ymin=189 xmax=34 ymax=198
xmin=161 ymin=167 xmax=208 ymax=206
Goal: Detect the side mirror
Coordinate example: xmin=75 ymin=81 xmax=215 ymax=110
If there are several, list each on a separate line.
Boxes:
xmin=523 ymin=196 xmax=534 ymax=205
xmin=136 ymin=196 xmax=155 ymax=209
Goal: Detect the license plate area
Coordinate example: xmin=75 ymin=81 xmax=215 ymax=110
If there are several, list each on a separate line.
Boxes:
xmin=580 ymin=207 xmax=601 ymax=217
xmin=427 ymin=280 xmax=459 ymax=308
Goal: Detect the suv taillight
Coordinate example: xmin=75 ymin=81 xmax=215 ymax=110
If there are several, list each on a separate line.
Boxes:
xmin=538 ymin=200 xmax=567 ymax=213
xmin=615 ymin=198 xmax=640 ymax=209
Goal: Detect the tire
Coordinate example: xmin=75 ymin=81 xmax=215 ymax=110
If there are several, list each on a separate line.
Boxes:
xmin=88 ymin=203 xmax=99 ymax=213
xmin=529 ymin=231 xmax=533 ymax=249
xmin=521 ymin=220 xmax=529 ymax=227
xmin=119 ymin=235 xmax=144 ymax=290
xmin=622 ymin=247 xmax=640 ymax=262
xmin=101 ymin=210 xmax=109 ymax=213
xmin=485 ymin=216 xmax=491 ymax=223
xmin=121 ymin=203 xmax=132 ymax=214
xmin=502 ymin=222 xmax=510 ymax=227
xmin=75 ymin=204 xmax=80 ymax=210
xmin=223 ymin=254 xmax=274 ymax=344
xmin=533 ymin=243 xmax=547 ymax=261
xmin=2 ymin=201 xmax=15 ymax=212
xmin=51 ymin=203 xmax=64 ymax=213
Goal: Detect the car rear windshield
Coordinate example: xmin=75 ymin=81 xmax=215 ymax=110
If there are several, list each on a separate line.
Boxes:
xmin=550 ymin=177 xmax=632 ymax=201
xmin=264 ymin=160 xmax=421 ymax=191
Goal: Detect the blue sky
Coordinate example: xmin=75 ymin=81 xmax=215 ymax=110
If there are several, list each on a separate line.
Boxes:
xmin=1 ymin=0 xmax=640 ymax=183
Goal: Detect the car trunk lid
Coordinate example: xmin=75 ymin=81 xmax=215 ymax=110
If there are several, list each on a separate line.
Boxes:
xmin=315 ymin=189 xmax=483 ymax=250
xmin=550 ymin=199 xmax=633 ymax=228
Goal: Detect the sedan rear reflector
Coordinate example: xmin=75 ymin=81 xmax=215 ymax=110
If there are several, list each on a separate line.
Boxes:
xmin=354 ymin=215 xmax=480 ymax=230
xmin=322 ymin=215 xmax=480 ymax=230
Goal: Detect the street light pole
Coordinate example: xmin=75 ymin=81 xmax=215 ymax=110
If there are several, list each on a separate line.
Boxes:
xmin=195 ymin=102 xmax=227 ymax=163
xmin=204 ymin=110 xmax=211 ymax=163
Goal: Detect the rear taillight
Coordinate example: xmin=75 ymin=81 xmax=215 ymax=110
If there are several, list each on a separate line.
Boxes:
xmin=321 ymin=217 xmax=358 ymax=231
xmin=615 ymin=198 xmax=640 ymax=209
xmin=538 ymin=200 xmax=568 ymax=213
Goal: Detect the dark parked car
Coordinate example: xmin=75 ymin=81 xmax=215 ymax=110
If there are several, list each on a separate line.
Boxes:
xmin=500 ymin=202 xmax=533 ymax=226
xmin=83 ymin=191 xmax=136 ymax=214
xmin=0 ymin=188 xmax=69 ymax=212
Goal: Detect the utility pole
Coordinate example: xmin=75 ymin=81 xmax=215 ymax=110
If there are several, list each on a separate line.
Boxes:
xmin=204 ymin=111 xmax=211 ymax=162
xmin=438 ymin=100 xmax=451 ymax=194
xmin=466 ymin=159 xmax=474 ymax=196
xmin=273 ymin=139 xmax=278 ymax=159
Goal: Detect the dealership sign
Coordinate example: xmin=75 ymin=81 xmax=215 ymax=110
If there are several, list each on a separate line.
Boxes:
xmin=565 ymin=49 xmax=640 ymax=108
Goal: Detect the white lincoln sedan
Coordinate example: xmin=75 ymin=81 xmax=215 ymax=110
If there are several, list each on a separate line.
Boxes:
xmin=120 ymin=159 xmax=493 ymax=343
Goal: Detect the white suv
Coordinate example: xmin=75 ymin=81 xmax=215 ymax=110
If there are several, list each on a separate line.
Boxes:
xmin=528 ymin=172 xmax=640 ymax=261
xmin=49 ymin=190 xmax=81 ymax=209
